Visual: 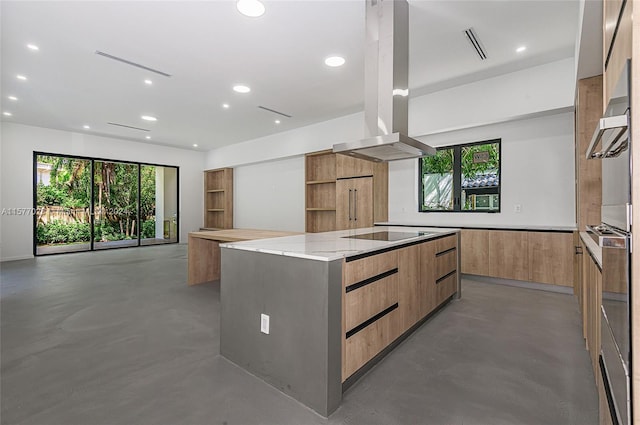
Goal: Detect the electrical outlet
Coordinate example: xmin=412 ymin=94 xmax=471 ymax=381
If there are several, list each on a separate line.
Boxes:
xmin=514 ymin=204 xmax=522 ymax=213
xmin=260 ymin=314 xmax=270 ymax=334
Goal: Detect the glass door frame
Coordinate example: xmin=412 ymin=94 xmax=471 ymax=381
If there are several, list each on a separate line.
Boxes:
xmin=33 ymin=151 xmax=180 ymax=256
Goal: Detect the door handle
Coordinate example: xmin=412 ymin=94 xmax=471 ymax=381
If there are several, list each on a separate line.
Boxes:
xmin=354 ymin=189 xmax=358 ymax=221
xmin=348 ymin=189 xmax=352 ymax=221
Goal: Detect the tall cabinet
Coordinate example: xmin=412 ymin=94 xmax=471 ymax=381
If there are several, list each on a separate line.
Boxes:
xmin=203 ymin=168 xmax=233 ymax=230
xmin=305 ymin=150 xmax=387 ymax=233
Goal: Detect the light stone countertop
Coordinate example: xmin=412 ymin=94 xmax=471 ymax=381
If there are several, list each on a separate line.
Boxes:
xmin=375 ymin=222 xmax=577 ymax=232
xmin=219 ymin=226 xmax=459 ymax=262
xmin=580 ymin=231 xmax=602 ymax=268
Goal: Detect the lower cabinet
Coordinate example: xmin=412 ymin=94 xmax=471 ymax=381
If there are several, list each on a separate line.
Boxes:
xmin=460 ymin=229 xmax=574 ymax=286
xmin=342 ymin=234 xmax=459 ymax=381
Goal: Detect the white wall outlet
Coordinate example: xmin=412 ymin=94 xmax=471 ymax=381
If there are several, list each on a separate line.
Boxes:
xmin=514 ymin=204 xmax=522 ymax=213
xmin=260 ymin=314 xmax=270 ymax=334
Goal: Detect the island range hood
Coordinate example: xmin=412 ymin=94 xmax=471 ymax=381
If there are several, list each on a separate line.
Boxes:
xmin=332 ymin=0 xmax=435 ymax=162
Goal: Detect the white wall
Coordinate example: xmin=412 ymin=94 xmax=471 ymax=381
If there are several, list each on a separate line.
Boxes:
xmin=389 ymin=112 xmax=576 ymax=227
xmin=233 ymin=157 xmax=305 ymax=232
xmin=0 ymin=123 xmax=204 ymax=261
xmin=203 ymin=58 xmax=577 ymax=231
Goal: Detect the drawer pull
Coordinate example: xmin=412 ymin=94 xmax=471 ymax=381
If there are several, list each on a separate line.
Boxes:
xmin=345 ymin=268 xmax=398 ymax=293
xmin=436 ymin=247 xmax=456 ymax=257
xmin=346 ymin=303 xmax=398 ymax=339
xmin=436 ymin=270 xmax=457 ymax=284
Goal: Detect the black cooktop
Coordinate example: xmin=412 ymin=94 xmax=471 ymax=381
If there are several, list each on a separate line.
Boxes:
xmin=342 ymin=231 xmax=432 ymax=242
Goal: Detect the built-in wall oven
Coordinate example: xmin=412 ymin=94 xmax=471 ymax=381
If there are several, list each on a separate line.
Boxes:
xmin=586 ymin=59 xmax=632 ymax=425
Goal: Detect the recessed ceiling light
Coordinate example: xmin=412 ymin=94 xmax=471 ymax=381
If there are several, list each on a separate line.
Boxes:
xmin=16 ymin=75 xmax=27 ymax=81
xmin=236 ymin=0 xmax=265 ymax=17
xmin=8 ymin=96 xmax=18 ymax=101
xmin=83 ymin=125 xmax=90 ymax=129
xmin=275 ymin=120 xmax=281 ymax=124
xmin=27 ymin=43 xmax=39 ymax=51
xmin=516 ymin=46 xmax=527 ymax=53
xmin=3 ymin=112 xmax=13 ymax=116
xmin=193 ymin=144 xmax=198 ymax=147
xmin=145 ymin=135 xmax=151 ymax=140
xmin=144 ymin=79 xmax=153 ymax=85
xmin=222 ymin=103 xmax=230 ymax=109
xmin=325 ymin=56 xmax=346 ymax=67
xmin=141 ymin=115 xmax=157 ymax=121
xmin=233 ymin=85 xmax=251 ymax=94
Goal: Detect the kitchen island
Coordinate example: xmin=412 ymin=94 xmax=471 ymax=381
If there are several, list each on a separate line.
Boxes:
xmin=219 ymin=226 xmax=460 ymax=416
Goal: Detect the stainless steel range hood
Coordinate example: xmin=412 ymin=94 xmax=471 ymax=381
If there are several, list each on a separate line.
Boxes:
xmin=332 ymin=0 xmax=435 ymax=162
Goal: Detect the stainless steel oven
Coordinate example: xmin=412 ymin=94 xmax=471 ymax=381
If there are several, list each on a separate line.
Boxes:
xmin=586 ymin=58 xmax=632 ymax=425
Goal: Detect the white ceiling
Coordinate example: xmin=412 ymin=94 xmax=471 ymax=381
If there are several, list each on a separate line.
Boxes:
xmin=1 ymin=0 xmax=580 ymax=151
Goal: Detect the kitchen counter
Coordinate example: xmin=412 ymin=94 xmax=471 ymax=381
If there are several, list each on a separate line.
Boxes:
xmin=219 ymin=226 xmax=461 ymax=416
xmin=376 ymin=221 xmax=577 ymax=232
xmin=187 ymin=228 xmax=301 ymax=285
xmin=220 ymin=226 xmax=459 ymax=261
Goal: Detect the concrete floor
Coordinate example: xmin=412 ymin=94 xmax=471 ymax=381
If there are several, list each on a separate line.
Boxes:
xmin=1 ymin=244 xmax=598 ymax=425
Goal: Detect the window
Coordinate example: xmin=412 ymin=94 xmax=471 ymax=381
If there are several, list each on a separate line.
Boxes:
xmin=419 ymin=139 xmax=501 ymax=212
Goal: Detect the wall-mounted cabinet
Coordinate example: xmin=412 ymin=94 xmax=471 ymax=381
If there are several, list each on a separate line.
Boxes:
xmin=305 ymin=150 xmax=388 ymax=233
xmin=204 ymin=168 xmax=233 ymax=229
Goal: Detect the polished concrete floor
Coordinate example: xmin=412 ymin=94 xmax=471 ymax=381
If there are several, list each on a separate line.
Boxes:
xmin=1 ymin=244 xmax=597 ymax=425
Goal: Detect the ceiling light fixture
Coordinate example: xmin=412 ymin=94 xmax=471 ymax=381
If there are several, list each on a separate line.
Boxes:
xmin=83 ymin=125 xmax=90 ymax=129
xmin=222 ymin=103 xmax=230 ymax=109
xmin=3 ymin=112 xmax=13 ymax=116
xmin=193 ymin=144 xmax=198 ymax=147
xmin=144 ymin=79 xmax=153 ymax=85
xmin=8 ymin=96 xmax=18 ymax=101
xmin=236 ymin=0 xmax=265 ymax=17
xmin=27 ymin=43 xmax=39 ymax=51
xmin=233 ymin=85 xmax=251 ymax=93
xmin=141 ymin=115 xmax=157 ymax=121
xmin=516 ymin=46 xmax=527 ymax=53
xmin=275 ymin=120 xmax=281 ymax=124
xmin=324 ymin=56 xmax=346 ymax=67
xmin=16 ymin=75 xmax=27 ymax=81
xmin=146 ymin=135 xmax=151 ymax=139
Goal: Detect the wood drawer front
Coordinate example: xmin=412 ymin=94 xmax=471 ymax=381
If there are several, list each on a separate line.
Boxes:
xmin=436 ymin=271 xmax=457 ymax=304
xmin=343 ymin=307 xmax=401 ymax=380
xmin=434 ymin=234 xmax=457 ymax=254
xmin=343 ymin=251 xmax=398 ymax=287
xmin=435 ymin=249 xmax=457 ymax=280
xmin=344 ymin=273 xmax=398 ymax=332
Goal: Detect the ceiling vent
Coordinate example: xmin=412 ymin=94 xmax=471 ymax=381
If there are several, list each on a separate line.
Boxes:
xmin=463 ymin=28 xmax=488 ymax=60
xmin=107 ymin=122 xmax=150 ymax=132
xmin=95 ymin=51 xmax=172 ymax=77
xmin=258 ymin=106 xmax=292 ymax=118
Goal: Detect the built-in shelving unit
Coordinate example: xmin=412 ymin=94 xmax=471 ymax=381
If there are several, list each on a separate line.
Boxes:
xmin=305 ymin=151 xmax=337 ymax=233
xmin=204 ymin=168 xmax=233 ymax=229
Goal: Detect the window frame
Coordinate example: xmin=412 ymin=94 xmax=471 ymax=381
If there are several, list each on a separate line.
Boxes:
xmin=418 ymin=138 xmax=501 ymax=213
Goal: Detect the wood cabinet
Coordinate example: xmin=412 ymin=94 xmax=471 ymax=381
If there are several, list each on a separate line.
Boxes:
xmin=582 ymin=243 xmax=602 ymax=378
xmin=204 ymin=168 xmax=233 ymax=229
xmin=489 ymin=231 xmax=529 ymax=281
xmin=603 ymin=0 xmax=632 ymax=110
xmin=460 ymin=229 xmax=489 ymax=275
xmin=336 ymin=177 xmax=374 ymax=229
xmin=305 ymin=150 xmax=387 ymax=232
xmin=460 ymin=229 xmax=574 ymax=286
xmin=342 ymin=233 xmax=459 ymax=381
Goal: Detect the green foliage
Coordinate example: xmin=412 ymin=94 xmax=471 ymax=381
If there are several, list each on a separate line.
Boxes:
xmin=37 ymin=183 xmax=68 ymax=205
xmin=461 ymin=143 xmax=499 ymax=178
xmin=36 ymin=221 xmax=91 ymax=245
xmin=141 ymin=219 xmax=156 ymax=239
xmin=422 ymin=148 xmax=453 ymax=175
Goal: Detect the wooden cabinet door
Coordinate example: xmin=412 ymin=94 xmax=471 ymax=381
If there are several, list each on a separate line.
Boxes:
xmin=336 ymin=178 xmax=373 ymax=230
xmin=460 ymin=229 xmax=489 ymax=275
xmin=351 ymin=177 xmax=373 ymax=229
xmin=419 ymin=241 xmax=436 ymax=317
xmin=528 ymin=231 xmax=574 ymax=286
xmin=336 ymin=154 xmax=374 ymax=179
xmin=488 ymin=231 xmax=529 ymax=281
xmin=399 ymin=245 xmax=420 ymax=331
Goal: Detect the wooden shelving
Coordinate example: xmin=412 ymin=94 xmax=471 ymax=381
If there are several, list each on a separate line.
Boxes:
xmin=204 ymin=168 xmax=233 ymax=229
xmin=305 ymin=151 xmax=337 ymax=233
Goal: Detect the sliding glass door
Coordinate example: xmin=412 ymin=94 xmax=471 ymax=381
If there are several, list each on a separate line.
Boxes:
xmin=33 ymin=152 xmax=179 ymax=256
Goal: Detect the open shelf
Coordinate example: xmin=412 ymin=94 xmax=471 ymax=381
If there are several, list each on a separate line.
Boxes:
xmin=204 ymin=168 xmax=233 ymax=229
